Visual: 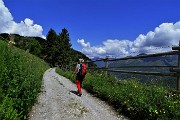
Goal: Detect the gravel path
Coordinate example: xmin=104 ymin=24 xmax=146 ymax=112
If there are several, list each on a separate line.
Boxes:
xmin=29 ymin=68 xmax=128 ymax=120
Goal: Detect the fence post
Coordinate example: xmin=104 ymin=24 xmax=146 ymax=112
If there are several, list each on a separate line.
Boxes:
xmin=86 ymin=60 xmax=89 ymax=68
xmin=177 ymin=41 xmax=180 ymax=91
xmin=105 ymin=56 xmax=109 ymax=75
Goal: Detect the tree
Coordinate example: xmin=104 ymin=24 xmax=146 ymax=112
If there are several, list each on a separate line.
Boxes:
xmin=43 ymin=28 xmax=58 ymax=66
xmin=43 ymin=28 xmax=78 ymax=68
xmin=56 ymin=28 xmax=72 ymax=67
xmin=30 ymin=39 xmax=42 ymax=56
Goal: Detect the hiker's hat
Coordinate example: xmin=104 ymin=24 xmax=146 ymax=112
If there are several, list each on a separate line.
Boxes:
xmin=79 ymin=58 xmax=84 ymax=63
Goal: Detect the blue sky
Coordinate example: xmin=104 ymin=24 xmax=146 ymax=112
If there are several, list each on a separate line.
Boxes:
xmin=1 ymin=0 xmax=180 ymax=58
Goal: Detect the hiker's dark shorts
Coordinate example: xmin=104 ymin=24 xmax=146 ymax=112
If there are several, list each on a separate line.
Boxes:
xmin=76 ymin=73 xmax=85 ymax=81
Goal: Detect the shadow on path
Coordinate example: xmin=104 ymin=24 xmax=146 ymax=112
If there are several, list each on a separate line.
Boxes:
xmin=70 ymin=90 xmax=78 ymax=95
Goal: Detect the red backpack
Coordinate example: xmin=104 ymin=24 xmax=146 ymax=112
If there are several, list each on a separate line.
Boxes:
xmin=79 ymin=63 xmax=87 ymax=76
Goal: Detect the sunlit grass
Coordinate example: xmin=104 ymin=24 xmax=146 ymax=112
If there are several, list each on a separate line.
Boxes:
xmin=0 ymin=40 xmax=49 ymax=120
xmin=56 ymin=67 xmax=180 ymax=120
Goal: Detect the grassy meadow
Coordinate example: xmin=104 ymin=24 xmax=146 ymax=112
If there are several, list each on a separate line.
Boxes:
xmin=56 ymin=68 xmax=180 ymax=120
xmin=0 ymin=40 xmax=49 ymax=120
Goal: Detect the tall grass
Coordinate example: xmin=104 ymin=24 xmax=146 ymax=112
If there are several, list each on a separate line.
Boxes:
xmin=56 ymin=68 xmax=180 ymax=120
xmin=0 ymin=40 xmax=49 ymax=119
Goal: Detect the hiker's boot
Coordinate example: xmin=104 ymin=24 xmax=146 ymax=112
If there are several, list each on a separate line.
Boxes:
xmin=77 ymin=93 xmax=82 ymax=96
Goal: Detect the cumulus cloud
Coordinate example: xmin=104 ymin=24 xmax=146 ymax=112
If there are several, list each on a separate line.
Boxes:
xmin=131 ymin=21 xmax=180 ymax=54
xmin=24 ymin=18 xmax=33 ymax=26
xmin=79 ymin=39 xmax=131 ymax=58
xmin=78 ymin=21 xmax=180 ymax=58
xmin=77 ymin=39 xmax=90 ymax=47
xmin=0 ymin=0 xmax=45 ymax=38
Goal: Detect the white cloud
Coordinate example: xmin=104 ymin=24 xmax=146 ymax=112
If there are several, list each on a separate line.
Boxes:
xmin=80 ymin=39 xmax=131 ymax=58
xmin=24 ymin=18 xmax=33 ymax=26
xmin=131 ymin=21 xmax=180 ymax=54
xmin=0 ymin=0 xmax=45 ymax=38
xmin=77 ymin=39 xmax=90 ymax=47
xmin=78 ymin=21 xmax=180 ymax=58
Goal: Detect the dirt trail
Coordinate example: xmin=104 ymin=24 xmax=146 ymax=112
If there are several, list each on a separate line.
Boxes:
xmin=29 ymin=68 xmax=128 ymax=120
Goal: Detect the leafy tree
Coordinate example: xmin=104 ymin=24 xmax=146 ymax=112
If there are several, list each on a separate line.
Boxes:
xmin=15 ymin=37 xmax=42 ymax=56
xmin=29 ymin=39 xmax=42 ymax=56
xmin=15 ymin=37 xmax=30 ymax=50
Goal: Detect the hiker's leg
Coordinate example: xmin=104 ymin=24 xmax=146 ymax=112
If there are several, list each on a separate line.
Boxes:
xmin=76 ymin=80 xmax=82 ymax=94
xmin=79 ymin=76 xmax=84 ymax=88
xmin=80 ymin=80 xmax=82 ymax=88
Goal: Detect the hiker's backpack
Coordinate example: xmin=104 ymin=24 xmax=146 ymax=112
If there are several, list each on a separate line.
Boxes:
xmin=79 ymin=63 xmax=87 ymax=76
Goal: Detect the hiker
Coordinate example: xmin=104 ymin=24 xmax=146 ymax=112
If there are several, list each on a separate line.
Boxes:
xmin=74 ymin=58 xmax=87 ymax=96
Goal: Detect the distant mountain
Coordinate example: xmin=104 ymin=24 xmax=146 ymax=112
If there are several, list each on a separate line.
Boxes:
xmin=94 ymin=55 xmax=177 ymax=68
xmin=110 ymin=55 xmax=177 ymax=67
xmin=137 ymin=53 xmax=147 ymax=56
xmin=93 ymin=54 xmax=178 ymax=88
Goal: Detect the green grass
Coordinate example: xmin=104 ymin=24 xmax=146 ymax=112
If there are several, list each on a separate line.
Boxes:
xmin=0 ymin=40 xmax=50 ymax=120
xmin=56 ymin=68 xmax=180 ymax=120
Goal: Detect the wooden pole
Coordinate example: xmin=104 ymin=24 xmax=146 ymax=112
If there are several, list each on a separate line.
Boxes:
xmin=86 ymin=60 xmax=89 ymax=68
xmin=105 ymin=56 xmax=109 ymax=75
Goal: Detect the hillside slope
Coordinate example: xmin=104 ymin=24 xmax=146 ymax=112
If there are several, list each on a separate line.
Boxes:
xmin=0 ymin=40 xmax=49 ymax=119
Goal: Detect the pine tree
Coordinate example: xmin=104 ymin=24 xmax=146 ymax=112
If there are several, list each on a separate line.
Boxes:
xmin=43 ymin=28 xmax=58 ymax=66
xmin=57 ymin=28 xmax=72 ymax=67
